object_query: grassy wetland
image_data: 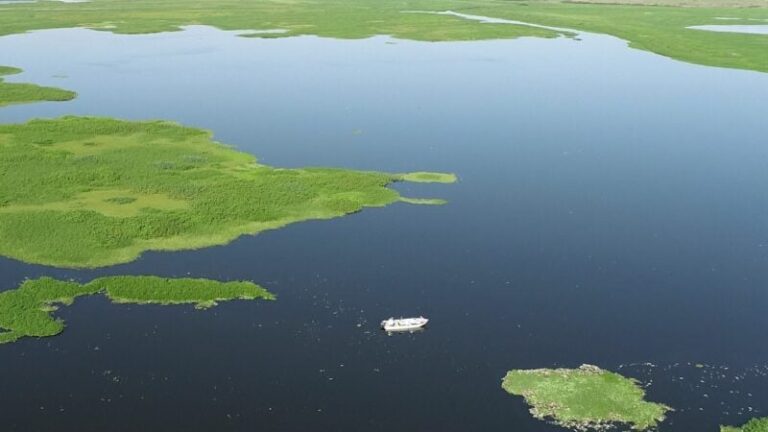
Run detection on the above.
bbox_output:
[0,66,76,107]
[0,0,766,430]
[723,418,768,432]
[0,0,765,73]
[0,276,273,344]
[501,365,670,431]
[0,116,454,268]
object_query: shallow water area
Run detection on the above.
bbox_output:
[1,25,768,432]
[410,10,579,34]
[688,24,768,35]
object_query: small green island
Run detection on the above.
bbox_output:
[0,116,455,268]
[723,418,768,432]
[0,276,274,344]
[0,66,76,107]
[501,364,670,431]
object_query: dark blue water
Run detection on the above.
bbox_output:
[1,26,768,432]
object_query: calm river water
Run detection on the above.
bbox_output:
[1,26,768,432]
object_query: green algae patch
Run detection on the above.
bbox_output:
[502,364,670,431]
[398,172,457,184]
[0,116,453,268]
[0,66,76,107]
[722,418,768,432]
[0,276,273,344]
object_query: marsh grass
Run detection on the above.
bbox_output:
[97,275,275,308]
[571,0,766,6]
[0,66,22,76]
[0,65,76,107]
[0,0,764,73]
[462,1,768,73]
[722,418,768,432]
[0,276,273,344]
[0,116,454,267]
[502,364,670,430]
[0,0,559,41]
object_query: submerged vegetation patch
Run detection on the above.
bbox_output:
[0,276,274,344]
[723,418,768,432]
[399,197,448,205]
[0,65,76,107]
[502,364,670,431]
[398,172,457,184]
[0,116,454,268]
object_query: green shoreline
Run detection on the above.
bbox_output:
[0,0,765,73]
[0,66,76,107]
[502,365,767,432]
[0,116,455,268]
[723,417,768,432]
[0,276,274,344]
[502,364,670,431]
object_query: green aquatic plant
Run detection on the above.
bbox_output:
[722,417,768,432]
[0,276,274,344]
[0,0,765,73]
[397,172,457,184]
[0,66,21,75]
[502,364,670,431]
[399,197,448,205]
[0,116,454,268]
[0,66,76,107]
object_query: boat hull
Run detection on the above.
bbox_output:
[380,317,428,332]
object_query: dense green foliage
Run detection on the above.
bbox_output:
[0,276,273,344]
[96,275,274,308]
[0,65,76,107]
[0,0,765,72]
[0,278,98,344]
[0,116,453,267]
[502,364,670,431]
[723,418,768,432]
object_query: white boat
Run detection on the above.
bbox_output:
[381,316,429,332]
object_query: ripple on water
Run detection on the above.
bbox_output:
[618,362,768,427]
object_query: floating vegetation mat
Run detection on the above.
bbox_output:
[502,364,670,431]
[0,116,455,268]
[0,65,76,107]
[0,276,275,344]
